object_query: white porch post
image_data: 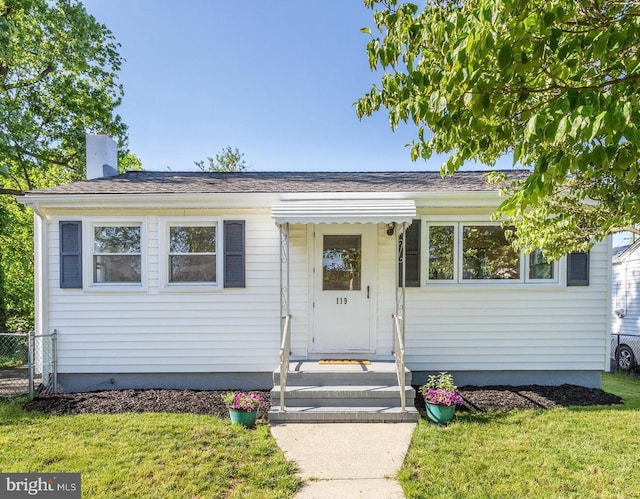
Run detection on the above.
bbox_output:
[395,222,407,338]
[279,223,290,328]
[278,222,291,411]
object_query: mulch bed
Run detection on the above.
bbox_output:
[415,384,622,413]
[23,389,271,420]
[22,384,621,417]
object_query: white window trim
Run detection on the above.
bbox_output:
[158,217,223,293]
[424,222,459,283]
[83,217,147,292]
[524,249,560,284]
[422,216,560,287]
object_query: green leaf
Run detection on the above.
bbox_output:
[590,111,607,141]
[498,45,512,69]
[555,116,568,143]
[358,0,640,257]
[525,114,539,141]
[591,145,608,166]
[623,102,632,123]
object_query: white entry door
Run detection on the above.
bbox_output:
[311,224,376,356]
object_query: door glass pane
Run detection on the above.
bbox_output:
[323,235,361,290]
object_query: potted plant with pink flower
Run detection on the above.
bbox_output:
[419,372,464,425]
[222,391,264,427]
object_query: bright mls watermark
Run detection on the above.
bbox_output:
[1,474,80,498]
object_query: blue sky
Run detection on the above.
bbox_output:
[82,0,500,172]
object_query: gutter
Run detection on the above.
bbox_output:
[17,190,504,211]
[29,202,49,341]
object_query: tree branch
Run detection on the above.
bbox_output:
[523,71,640,94]
[15,145,75,168]
[612,225,640,236]
[1,64,54,91]
[0,188,25,196]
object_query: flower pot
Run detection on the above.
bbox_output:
[425,402,456,425]
[229,408,258,427]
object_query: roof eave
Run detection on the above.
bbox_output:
[18,189,503,212]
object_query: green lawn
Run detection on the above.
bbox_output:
[400,372,640,498]
[0,403,301,498]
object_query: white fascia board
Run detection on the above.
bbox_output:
[18,190,503,212]
[412,191,502,208]
[266,190,502,208]
[18,192,281,211]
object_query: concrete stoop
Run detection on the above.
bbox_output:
[268,361,419,423]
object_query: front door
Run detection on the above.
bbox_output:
[311,224,376,356]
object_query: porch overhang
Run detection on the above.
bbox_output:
[271,199,416,225]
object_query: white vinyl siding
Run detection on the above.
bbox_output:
[48,212,280,373]
[42,204,609,377]
[405,237,609,371]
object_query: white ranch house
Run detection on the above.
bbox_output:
[20,136,611,421]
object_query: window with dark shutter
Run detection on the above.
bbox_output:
[59,221,82,288]
[399,220,420,287]
[567,251,590,286]
[224,220,245,287]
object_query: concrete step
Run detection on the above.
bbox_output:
[270,384,415,408]
[273,361,412,387]
[268,361,418,424]
[268,406,420,423]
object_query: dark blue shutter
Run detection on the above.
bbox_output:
[59,221,82,288]
[224,220,245,287]
[567,251,589,286]
[399,220,420,287]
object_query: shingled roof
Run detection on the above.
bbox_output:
[25,170,530,196]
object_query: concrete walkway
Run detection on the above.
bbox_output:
[271,423,416,498]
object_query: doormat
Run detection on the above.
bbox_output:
[318,359,370,365]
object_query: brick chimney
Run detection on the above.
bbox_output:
[86,134,118,179]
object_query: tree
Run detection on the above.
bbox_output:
[195,146,249,172]
[357,0,640,259]
[1,0,130,192]
[0,0,131,329]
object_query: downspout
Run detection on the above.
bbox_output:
[606,236,613,372]
[30,202,48,341]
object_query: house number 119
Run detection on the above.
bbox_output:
[336,297,348,305]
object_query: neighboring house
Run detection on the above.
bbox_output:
[19,136,611,394]
[612,239,640,370]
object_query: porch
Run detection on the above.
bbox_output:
[268,360,419,423]
[271,198,417,422]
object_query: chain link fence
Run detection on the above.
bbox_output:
[611,333,640,373]
[0,331,58,399]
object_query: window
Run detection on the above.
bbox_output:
[93,224,141,283]
[462,225,519,280]
[428,225,455,280]
[425,221,558,284]
[528,248,554,280]
[168,225,217,283]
